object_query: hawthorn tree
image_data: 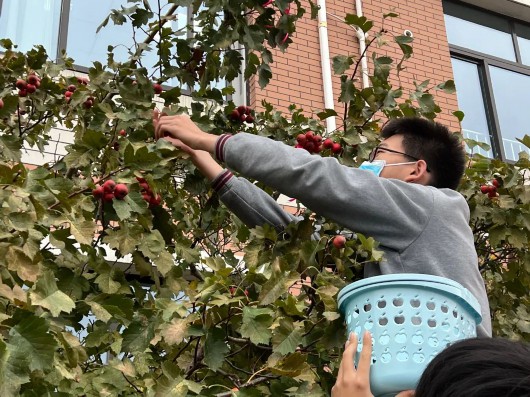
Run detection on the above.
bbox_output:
[0,1,528,396]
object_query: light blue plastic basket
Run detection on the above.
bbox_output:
[338,274,482,397]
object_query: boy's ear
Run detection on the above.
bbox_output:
[404,160,430,185]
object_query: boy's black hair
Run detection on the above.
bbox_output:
[415,337,530,397]
[380,117,466,190]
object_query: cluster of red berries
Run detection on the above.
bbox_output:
[92,180,129,202]
[63,77,94,108]
[229,285,249,297]
[137,177,162,207]
[15,73,41,97]
[229,106,254,124]
[480,179,500,198]
[295,131,342,155]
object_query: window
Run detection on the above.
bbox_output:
[0,1,238,94]
[444,1,530,161]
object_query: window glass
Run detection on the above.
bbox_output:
[488,66,530,161]
[66,0,187,72]
[0,0,62,57]
[451,58,493,158]
[444,2,515,61]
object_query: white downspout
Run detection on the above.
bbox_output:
[355,0,370,89]
[317,0,337,133]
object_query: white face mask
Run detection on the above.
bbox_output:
[358,160,416,177]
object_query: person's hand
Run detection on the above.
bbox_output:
[332,331,415,397]
[332,331,374,397]
[153,110,223,181]
[153,110,217,153]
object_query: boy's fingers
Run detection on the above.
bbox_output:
[357,331,373,380]
[340,332,358,380]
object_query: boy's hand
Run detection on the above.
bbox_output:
[331,331,415,397]
[332,331,374,397]
[153,110,217,153]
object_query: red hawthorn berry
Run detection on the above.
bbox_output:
[305,131,314,140]
[102,180,116,193]
[244,106,252,115]
[83,99,93,109]
[136,176,146,183]
[296,134,307,144]
[305,142,315,153]
[239,114,247,123]
[15,79,27,90]
[236,105,247,115]
[244,289,249,296]
[245,115,254,123]
[313,135,322,144]
[229,286,236,295]
[67,84,77,92]
[295,144,304,149]
[142,192,151,202]
[119,129,126,137]
[488,190,498,199]
[27,74,39,86]
[480,185,490,194]
[323,138,334,149]
[113,142,120,151]
[114,184,129,200]
[149,195,162,207]
[333,235,346,249]
[26,84,36,94]
[492,179,500,188]
[314,144,322,153]
[331,143,342,154]
[103,193,114,202]
[153,83,163,94]
[18,89,28,97]
[92,186,104,199]
[64,91,73,98]
[229,109,240,121]
[0,98,4,109]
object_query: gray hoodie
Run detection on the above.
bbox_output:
[212,133,492,337]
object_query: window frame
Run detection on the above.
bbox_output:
[445,0,530,161]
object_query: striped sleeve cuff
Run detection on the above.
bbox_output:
[211,169,234,192]
[215,134,232,163]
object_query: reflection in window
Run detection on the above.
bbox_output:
[451,58,493,158]
[489,66,530,161]
[66,0,186,74]
[0,0,61,56]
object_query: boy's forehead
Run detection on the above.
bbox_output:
[380,134,405,150]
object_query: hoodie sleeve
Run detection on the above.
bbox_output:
[216,133,435,252]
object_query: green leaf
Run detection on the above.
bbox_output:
[103,223,143,255]
[0,135,22,162]
[122,321,155,353]
[30,271,76,317]
[240,307,273,345]
[68,218,96,246]
[516,135,530,149]
[160,318,190,346]
[332,55,353,75]
[316,108,338,120]
[272,318,303,355]
[259,270,300,305]
[436,79,456,94]
[344,14,373,33]
[0,340,28,396]
[204,327,229,371]
[8,315,56,372]
[453,110,465,122]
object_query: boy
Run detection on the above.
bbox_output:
[153,112,492,337]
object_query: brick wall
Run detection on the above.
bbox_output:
[250,0,460,130]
